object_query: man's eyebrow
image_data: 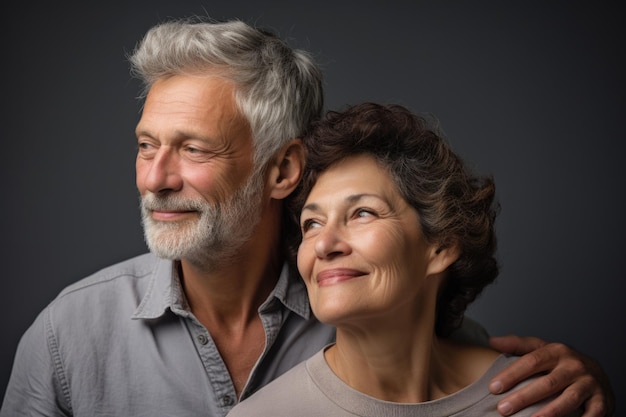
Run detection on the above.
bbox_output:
[134,127,216,142]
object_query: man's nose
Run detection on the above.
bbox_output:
[142,147,183,193]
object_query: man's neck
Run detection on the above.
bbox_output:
[183,254,274,397]
[180,198,285,324]
[176,206,285,397]
[179,243,282,326]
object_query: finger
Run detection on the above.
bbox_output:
[490,335,548,355]
[579,393,610,417]
[499,373,597,417]
[527,383,596,417]
[495,371,565,415]
[490,346,561,394]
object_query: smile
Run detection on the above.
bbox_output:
[316,268,365,287]
[151,210,196,221]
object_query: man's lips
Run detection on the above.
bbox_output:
[316,268,366,286]
[150,210,196,221]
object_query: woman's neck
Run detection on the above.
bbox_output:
[326,322,499,403]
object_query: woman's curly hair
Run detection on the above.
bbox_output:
[285,102,499,337]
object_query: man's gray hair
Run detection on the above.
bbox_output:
[129,18,324,169]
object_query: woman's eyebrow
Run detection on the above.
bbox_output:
[302,193,381,213]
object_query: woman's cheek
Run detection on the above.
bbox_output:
[297,243,313,283]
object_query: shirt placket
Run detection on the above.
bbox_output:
[187,319,237,415]
[239,301,282,399]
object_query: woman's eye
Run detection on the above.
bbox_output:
[301,219,321,232]
[355,208,375,219]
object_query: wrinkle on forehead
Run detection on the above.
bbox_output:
[138,75,251,148]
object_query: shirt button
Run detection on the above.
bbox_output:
[221,395,234,406]
[197,334,208,345]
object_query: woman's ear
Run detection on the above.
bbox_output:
[268,138,305,200]
[426,242,461,277]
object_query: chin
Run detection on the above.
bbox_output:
[311,301,359,325]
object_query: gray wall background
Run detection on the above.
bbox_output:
[3,0,624,408]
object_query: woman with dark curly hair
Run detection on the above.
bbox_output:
[227,103,580,417]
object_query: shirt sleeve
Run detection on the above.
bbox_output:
[1,308,71,417]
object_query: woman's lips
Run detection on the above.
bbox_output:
[316,268,365,286]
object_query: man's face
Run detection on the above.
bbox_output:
[135,75,264,268]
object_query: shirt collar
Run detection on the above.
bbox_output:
[261,262,311,319]
[132,258,183,320]
[132,258,312,321]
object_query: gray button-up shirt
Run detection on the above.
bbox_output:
[1,253,335,417]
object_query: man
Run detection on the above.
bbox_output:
[1,18,613,417]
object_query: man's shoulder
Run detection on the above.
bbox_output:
[33,252,173,340]
[43,252,168,320]
[57,252,159,298]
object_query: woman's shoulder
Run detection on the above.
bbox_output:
[436,339,501,390]
[459,341,502,378]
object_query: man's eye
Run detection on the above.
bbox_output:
[137,142,157,157]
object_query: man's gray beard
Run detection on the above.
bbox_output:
[140,171,265,270]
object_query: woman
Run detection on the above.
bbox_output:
[227,103,580,416]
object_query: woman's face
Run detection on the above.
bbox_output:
[297,155,441,327]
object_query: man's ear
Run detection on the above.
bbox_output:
[426,242,461,277]
[268,138,305,200]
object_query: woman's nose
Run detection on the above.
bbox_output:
[314,223,352,259]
